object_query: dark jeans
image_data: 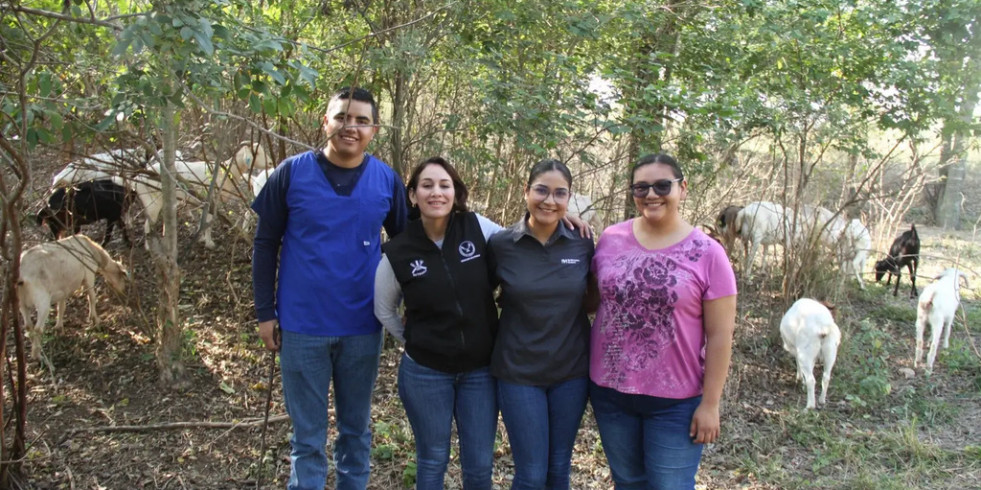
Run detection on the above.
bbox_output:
[497,377,589,490]
[398,354,497,490]
[590,382,704,490]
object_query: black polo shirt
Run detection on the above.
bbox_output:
[488,217,594,385]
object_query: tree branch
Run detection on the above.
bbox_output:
[6,5,126,31]
[62,414,291,439]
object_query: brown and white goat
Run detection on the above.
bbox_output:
[17,235,128,370]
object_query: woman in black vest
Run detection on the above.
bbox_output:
[374,157,503,490]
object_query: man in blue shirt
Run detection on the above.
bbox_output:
[252,87,408,490]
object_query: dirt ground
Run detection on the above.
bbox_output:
[9,161,981,489]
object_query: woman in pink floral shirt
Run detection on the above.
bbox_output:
[589,153,737,489]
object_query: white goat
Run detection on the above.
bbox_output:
[239,168,275,233]
[780,298,841,410]
[840,219,871,289]
[18,235,128,371]
[53,143,270,249]
[799,205,847,248]
[915,268,969,374]
[567,193,602,230]
[734,201,788,278]
[132,156,253,249]
[51,148,151,188]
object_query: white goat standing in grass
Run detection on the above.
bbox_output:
[840,218,872,289]
[780,298,842,410]
[915,268,969,374]
[17,235,128,372]
[734,201,788,278]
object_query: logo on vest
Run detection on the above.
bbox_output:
[410,259,428,277]
[459,241,481,263]
[561,258,581,265]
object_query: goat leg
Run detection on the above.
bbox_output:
[908,258,918,298]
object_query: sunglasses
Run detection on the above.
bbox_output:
[630,178,683,198]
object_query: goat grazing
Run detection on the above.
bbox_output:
[798,205,847,248]
[780,298,841,410]
[841,219,872,289]
[874,223,920,297]
[17,235,128,370]
[36,180,133,246]
[733,201,788,278]
[716,205,743,258]
[915,268,969,374]
[50,148,150,188]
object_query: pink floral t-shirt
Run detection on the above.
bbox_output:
[590,220,737,399]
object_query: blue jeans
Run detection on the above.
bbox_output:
[280,330,383,490]
[398,354,497,490]
[589,382,704,490]
[497,377,588,490]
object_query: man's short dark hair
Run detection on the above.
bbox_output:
[331,87,380,125]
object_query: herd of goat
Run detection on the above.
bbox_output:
[711,202,969,408]
[15,147,975,410]
[21,142,274,370]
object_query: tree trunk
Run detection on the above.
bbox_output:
[0,74,35,486]
[151,103,186,387]
[389,72,408,176]
[938,157,966,230]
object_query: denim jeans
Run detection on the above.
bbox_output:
[279,330,383,490]
[497,377,588,490]
[398,353,497,490]
[589,382,704,490]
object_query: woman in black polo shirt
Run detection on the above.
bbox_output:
[489,158,595,490]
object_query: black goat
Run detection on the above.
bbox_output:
[37,179,133,246]
[874,223,920,297]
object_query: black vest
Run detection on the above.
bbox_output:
[382,212,498,373]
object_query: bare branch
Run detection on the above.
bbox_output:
[6,5,125,31]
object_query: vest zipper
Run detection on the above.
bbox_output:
[439,254,466,349]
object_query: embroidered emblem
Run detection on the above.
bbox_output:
[458,241,481,263]
[410,259,428,277]
[561,258,580,264]
[459,241,476,258]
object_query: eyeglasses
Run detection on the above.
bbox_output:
[529,185,570,202]
[630,178,683,198]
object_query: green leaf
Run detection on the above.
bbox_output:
[219,381,235,394]
[279,97,294,116]
[194,32,214,55]
[95,113,116,131]
[38,73,52,97]
[249,94,261,113]
[112,29,135,57]
[263,97,277,115]
[49,111,63,131]
[259,62,286,85]
[199,18,214,39]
